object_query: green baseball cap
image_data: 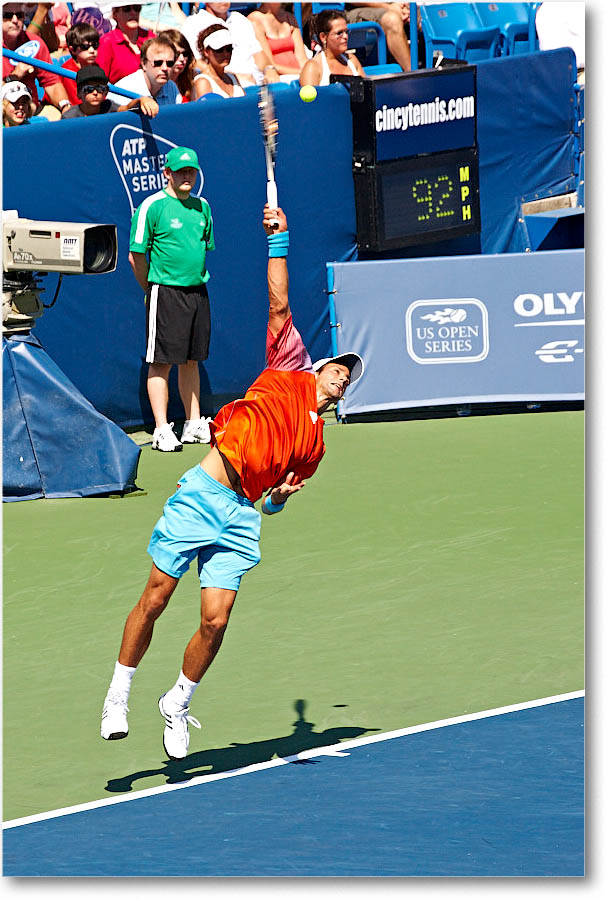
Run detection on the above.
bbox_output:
[165,146,200,171]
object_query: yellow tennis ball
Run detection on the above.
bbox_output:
[299,85,317,103]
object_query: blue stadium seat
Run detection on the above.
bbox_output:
[363,63,401,76]
[575,84,584,206]
[346,22,387,66]
[311,2,345,12]
[473,3,537,56]
[419,3,501,67]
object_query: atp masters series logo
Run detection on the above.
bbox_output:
[109,124,204,215]
[406,298,489,364]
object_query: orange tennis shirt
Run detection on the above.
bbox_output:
[210,317,325,503]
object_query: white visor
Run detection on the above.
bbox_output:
[203,30,232,51]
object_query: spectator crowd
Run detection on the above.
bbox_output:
[2,2,423,126]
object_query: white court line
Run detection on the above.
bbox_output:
[3,690,584,831]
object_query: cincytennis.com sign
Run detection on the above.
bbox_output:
[376,94,475,133]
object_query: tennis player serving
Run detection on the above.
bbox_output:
[101,204,364,759]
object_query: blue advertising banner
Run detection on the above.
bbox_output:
[1,86,356,428]
[329,250,584,414]
[374,67,477,161]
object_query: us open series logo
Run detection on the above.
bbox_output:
[405,298,489,364]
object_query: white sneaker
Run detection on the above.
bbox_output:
[152,422,183,452]
[158,693,201,759]
[181,417,211,444]
[101,690,129,740]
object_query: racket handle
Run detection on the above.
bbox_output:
[267,180,278,211]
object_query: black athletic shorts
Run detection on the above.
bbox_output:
[145,283,210,365]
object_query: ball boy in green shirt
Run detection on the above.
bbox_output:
[129,146,215,451]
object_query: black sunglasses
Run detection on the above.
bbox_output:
[80,83,109,94]
[72,41,99,51]
[148,57,176,67]
[3,11,26,20]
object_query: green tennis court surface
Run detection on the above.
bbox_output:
[3,411,583,823]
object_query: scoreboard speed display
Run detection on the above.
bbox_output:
[356,146,480,249]
[333,67,481,251]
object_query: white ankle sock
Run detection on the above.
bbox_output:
[166,670,199,707]
[109,661,137,698]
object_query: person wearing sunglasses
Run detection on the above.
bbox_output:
[61,61,158,117]
[2,3,71,114]
[192,25,245,100]
[112,34,182,106]
[113,34,182,105]
[96,3,155,84]
[59,21,101,106]
[163,28,196,102]
[299,8,365,88]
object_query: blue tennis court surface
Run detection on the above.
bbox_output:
[3,696,584,876]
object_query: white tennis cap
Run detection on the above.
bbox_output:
[312,352,364,385]
[203,29,232,51]
[2,81,32,104]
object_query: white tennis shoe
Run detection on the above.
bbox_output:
[181,417,212,444]
[152,422,183,452]
[158,693,201,759]
[101,690,129,740]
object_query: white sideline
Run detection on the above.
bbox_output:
[3,690,584,831]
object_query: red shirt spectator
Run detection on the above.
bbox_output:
[60,56,80,105]
[2,29,64,104]
[97,5,155,84]
[59,22,101,106]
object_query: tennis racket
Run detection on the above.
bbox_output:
[258,82,279,227]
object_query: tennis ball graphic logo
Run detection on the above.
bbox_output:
[299,85,317,103]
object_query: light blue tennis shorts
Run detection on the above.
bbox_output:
[147,464,261,591]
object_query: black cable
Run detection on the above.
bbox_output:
[43,273,63,308]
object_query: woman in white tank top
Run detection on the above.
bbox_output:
[299,8,365,88]
[192,25,246,100]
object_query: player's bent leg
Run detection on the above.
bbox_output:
[185,587,238,683]
[158,587,237,759]
[118,564,180,668]
[101,565,179,742]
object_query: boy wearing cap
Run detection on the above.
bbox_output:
[101,203,364,761]
[61,63,159,117]
[2,80,36,126]
[129,145,215,452]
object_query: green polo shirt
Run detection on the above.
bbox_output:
[130,190,215,286]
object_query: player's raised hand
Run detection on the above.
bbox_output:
[263,204,287,235]
[269,472,305,505]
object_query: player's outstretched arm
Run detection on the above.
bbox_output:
[263,204,291,338]
[262,472,305,515]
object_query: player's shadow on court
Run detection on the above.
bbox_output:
[105,699,378,793]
